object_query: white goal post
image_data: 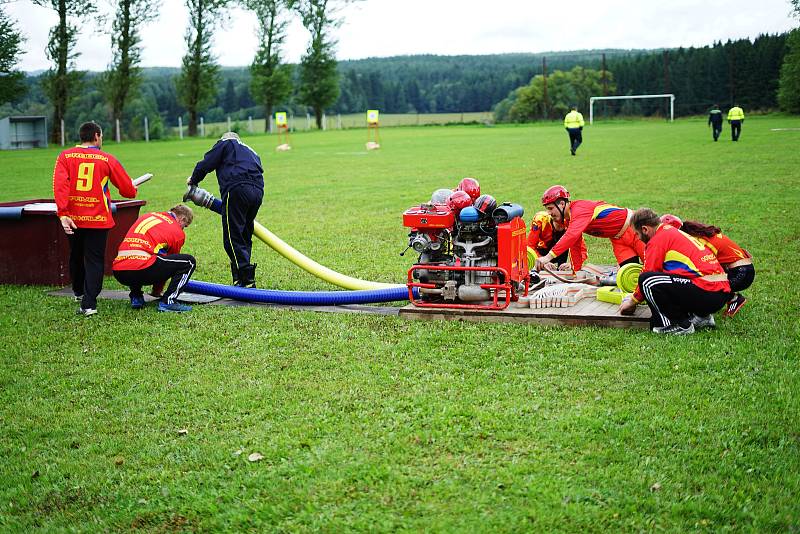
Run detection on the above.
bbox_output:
[589,94,675,124]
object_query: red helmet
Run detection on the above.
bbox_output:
[541,185,570,206]
[473,194,497,217]
[661,214,683,228]
[447,190,473,212]
[457,177,481,200]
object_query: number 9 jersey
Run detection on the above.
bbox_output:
[52,145,138,229]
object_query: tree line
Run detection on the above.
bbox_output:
[0,0,350,142]
[1,2,799,140]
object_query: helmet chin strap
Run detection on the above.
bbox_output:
[556,199,567,222]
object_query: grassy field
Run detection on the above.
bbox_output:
[1,116,799,531]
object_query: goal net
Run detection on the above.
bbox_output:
[589,94,675,124]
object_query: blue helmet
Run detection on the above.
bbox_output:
[459,206,480,222]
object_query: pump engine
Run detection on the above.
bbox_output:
[403,186,529,310]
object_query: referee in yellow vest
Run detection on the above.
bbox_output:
[727,104,745,141]
[564,106,585,155]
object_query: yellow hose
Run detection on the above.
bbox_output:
[252,221,403,290]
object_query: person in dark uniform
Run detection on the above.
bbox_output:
[708,104,723,141]
[188,132,264,287]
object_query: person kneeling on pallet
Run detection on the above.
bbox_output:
[113,204,196,313]
[527,210,588,272]
[618,208,730,335]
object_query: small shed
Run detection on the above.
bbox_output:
[0,116,48,150]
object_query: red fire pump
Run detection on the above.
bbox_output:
[402,190,529,310]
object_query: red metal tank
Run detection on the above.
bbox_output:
[402,204,455,230]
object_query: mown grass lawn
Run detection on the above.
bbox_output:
[1,115,798,531]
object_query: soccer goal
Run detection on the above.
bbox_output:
[589,94,675,124]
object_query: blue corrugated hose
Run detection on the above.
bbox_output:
[185,280,417,305]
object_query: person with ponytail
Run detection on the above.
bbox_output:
[661,215,754,317]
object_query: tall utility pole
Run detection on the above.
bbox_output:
[542,56,549,120]
[601,53,608,117]
[663,50,671,118]
[728,47,735,106]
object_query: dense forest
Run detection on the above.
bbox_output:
[0,34,789,138]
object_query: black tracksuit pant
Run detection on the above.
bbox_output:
[567,128,582,153]
[730,120,742,141]
[222,183,263,281]
[711,121,722,141]
[114,254,196,305]
[69,228,108,310]
[638,272,730,329]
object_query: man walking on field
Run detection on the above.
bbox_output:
[708,104,723,141]
[727,104,745,141]
[52,121,138,317]
[564,105,585,156]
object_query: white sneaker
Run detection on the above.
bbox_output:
[76,307,97,317]
[652,323,695,335]
[690,314,716,329]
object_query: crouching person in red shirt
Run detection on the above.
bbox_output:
[619,208,731,335]
[113,205,196,313]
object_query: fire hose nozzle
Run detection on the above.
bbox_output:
[183,185,217,208]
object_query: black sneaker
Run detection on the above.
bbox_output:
[73,294,84,302]
[76,307,97,317]
[130,296,145,310]
[652,323,695,335]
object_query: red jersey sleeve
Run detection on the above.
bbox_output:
[107,155,137,199]
[550,201,593,257]
[632,230,666,302]
[53,153,71,217]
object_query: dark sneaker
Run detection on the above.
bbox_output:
[76,307,97,317]
[158,301,192,313]
[725,294,747,317]
[73,294,84,302]
[690,314,716,329]
[130,296,145,310]
[652,323,695,335]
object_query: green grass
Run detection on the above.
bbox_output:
[1,115,799,531]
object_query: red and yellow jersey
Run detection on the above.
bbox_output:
[52,146,137,229]
[632,224,730,302]
[113,211,185,271]
[696,233,751,266]
[527,211,588,270]
[550,200,630,257]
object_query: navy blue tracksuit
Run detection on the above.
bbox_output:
[708,109,723,141]
[190,138,264,286]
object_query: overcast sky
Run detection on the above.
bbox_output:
[6,0,798,72]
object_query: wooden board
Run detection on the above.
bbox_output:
[398,297,651,328]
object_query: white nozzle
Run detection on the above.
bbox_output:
[133,173,153,187]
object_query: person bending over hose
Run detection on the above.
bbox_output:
[188,132,264,288]
[113,205,196,313]
[534,185,644,272]
[661,214,753,317]
[619,208,731,335]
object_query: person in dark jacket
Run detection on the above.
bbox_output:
[708,104,723,141]
[188,132,264,287]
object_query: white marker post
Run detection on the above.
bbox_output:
[178,117,183,139]
[200,117,205,137]
[144,116,149,142]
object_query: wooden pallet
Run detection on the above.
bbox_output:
[398,297,651,328]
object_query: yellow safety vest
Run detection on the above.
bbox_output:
[564,110,585,128]
[727,107,744,121]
